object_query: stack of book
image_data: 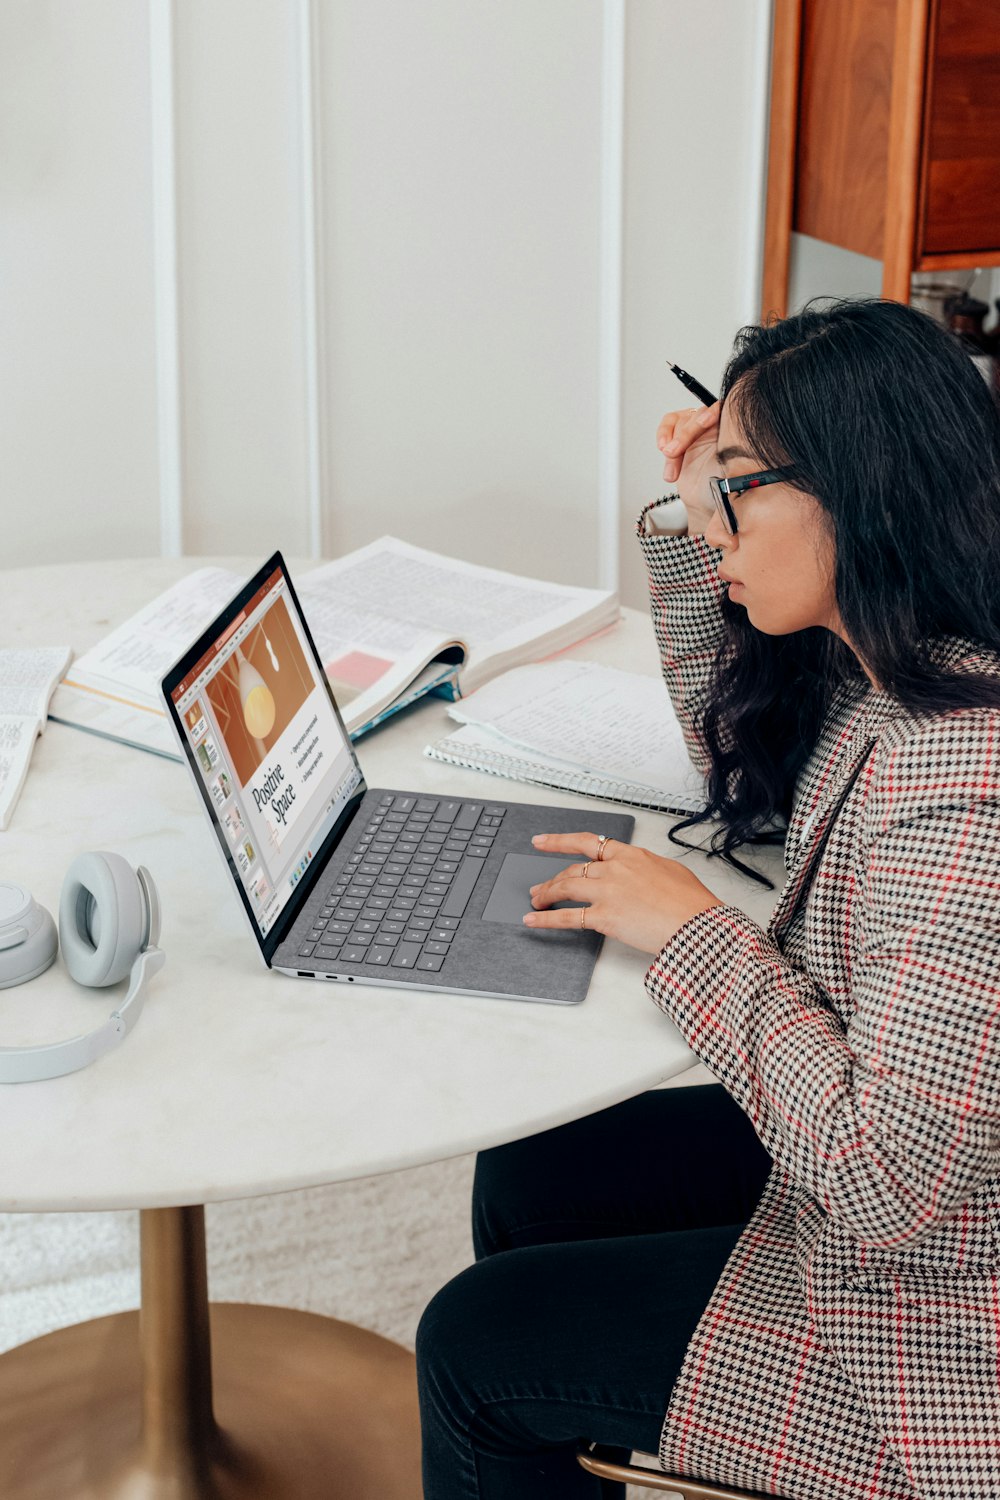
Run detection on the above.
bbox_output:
[47,536,620,758]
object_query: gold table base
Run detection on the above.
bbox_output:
[0,1207,422,1500]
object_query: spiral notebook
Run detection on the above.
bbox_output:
[423,661,706,815]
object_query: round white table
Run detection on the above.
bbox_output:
[0,559,782,1499]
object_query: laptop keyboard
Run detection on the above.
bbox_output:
[296,795,507,975]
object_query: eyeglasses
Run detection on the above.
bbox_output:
[708,468,787,536]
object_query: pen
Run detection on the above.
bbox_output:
[666,360,718,408]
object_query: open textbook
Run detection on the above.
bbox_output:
[425,660,706,815]
[47,538,619,761]
[0,647,73,829]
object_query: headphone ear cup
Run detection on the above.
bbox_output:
[59,853,147,988]
[0,886,58,990]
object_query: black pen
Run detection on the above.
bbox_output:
[666,360,718,408]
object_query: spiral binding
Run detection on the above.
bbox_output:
[424,738,703,816]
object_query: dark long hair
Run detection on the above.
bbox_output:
[668,298,1000,886]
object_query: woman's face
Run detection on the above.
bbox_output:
[704,398,843,640]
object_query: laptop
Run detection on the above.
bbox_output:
[161,552,633,1005]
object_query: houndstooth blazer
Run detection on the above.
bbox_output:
[638,512,1000,1500]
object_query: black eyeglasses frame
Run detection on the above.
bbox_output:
[708,468,788,535]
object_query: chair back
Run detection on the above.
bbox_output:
[577,1444,781,1499]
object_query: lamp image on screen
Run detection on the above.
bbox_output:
[204,597,312,787]
[237,646,276,742]
[263,629,280,672]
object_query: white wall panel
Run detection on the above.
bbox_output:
[315,0,604,586]
[172,0,311,558]
[0,0,159,568]
[619,0,772,608]
[2,0,779,599]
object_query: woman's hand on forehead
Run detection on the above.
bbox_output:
[657,402,720,536]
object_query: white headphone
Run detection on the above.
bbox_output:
[0,852,165,1084]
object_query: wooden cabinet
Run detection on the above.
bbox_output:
[762,0,1000,316]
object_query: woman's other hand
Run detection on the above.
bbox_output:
[524,833,724,956]
[656,402,720,536]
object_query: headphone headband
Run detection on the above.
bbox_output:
[0,947,165,1084]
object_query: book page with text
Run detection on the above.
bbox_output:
[0,718,38,830]
[0,646,73,728]
[299,537,617,695]
[0,647,73,828]
[48,568,242,758]
[60,568,241,703]
[295,550,458,731]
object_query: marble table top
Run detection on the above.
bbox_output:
[0,558,781,1211]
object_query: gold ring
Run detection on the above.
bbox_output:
[582,861,592,879]
[580,906,587,930]
[596,835,611,861]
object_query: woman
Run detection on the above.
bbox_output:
[416,299,1000,1500]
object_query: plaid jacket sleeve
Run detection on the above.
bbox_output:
[645,706,1000,1251]
[636,504,725,775]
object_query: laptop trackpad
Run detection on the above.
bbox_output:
[481,852,584,925]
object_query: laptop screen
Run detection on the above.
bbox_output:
[163,553,365,958]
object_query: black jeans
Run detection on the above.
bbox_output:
[416,1083,773,1499]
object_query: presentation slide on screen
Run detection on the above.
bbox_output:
[241,697,331,855]
[203,597,313,786]
[203,594,350,866]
